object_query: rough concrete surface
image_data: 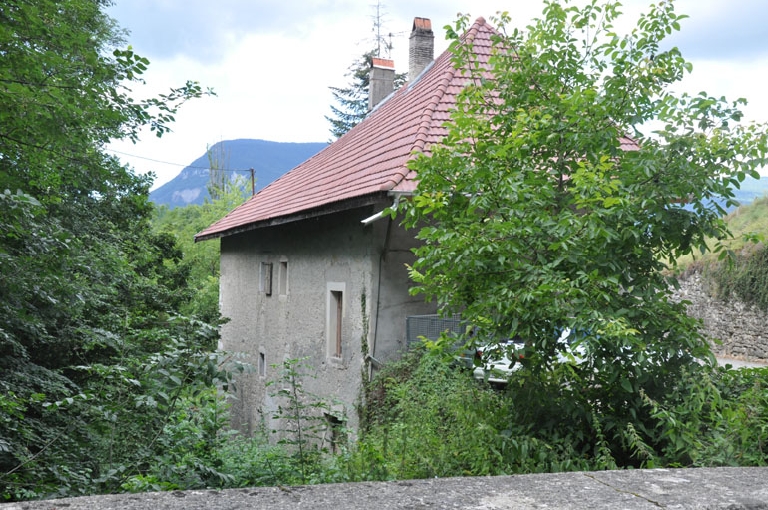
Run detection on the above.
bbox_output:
[3,467,767,509]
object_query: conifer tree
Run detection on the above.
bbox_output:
[325,2,406,139]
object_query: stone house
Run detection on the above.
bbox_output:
[195,17,495,435]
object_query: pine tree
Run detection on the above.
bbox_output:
[325,2,406,139]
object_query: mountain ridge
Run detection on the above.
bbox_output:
[149,139,327,208]
[149,139,768,211]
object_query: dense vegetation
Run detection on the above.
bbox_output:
[676,196,768,311]
[0,0,234,500]
[397,0,767,468]
[2,0,768,502]
[152,182,248,323]
[25,350,767,494]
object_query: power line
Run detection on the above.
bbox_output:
[106,148,251,172]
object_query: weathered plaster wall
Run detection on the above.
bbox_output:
[673,269,768,361]
[369,213,436,367]
[218,202,434,437]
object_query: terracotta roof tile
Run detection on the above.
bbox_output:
[196,17,496,241]
[196,16,637,241]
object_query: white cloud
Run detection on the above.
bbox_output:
[106,0,768,187]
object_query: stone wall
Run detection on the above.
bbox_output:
[10,467,768,509]
[673,269,768,361]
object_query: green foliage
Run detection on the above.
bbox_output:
[326,52,407,139]
[720,197,768,250]
[5,0,768,499]
[644,365,768,467]
[399,0,768,466]
[352,349,768,477]
[266,358,347,485]
[152,183,248,322]
[353,348,600,478]
[120,387,236,492]
[673,194,768,271]
[0,318,244,500]
[673,196,768,309]
[706,243,768,310]
[0,0,220,501]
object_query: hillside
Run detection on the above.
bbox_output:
[150,139,767,210]
[149,139,327,208]
[674,180,768,271]
[727,175,768,211]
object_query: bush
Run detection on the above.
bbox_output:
[707,244,768,311]
[352,347,597,479]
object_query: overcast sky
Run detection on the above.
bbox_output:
[105,0,768,189]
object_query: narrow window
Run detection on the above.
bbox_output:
[278,260,288,296]
[326,282,345,360]
[325,413,346,454]
[331,290,343,358]
[261,262,273,296]
[258,351,266,377]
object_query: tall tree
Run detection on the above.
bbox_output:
[0,0,223,499]
[401,1,768,464]
[326,51,376,139]
[154,181,249,324]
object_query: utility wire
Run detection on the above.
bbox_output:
[106,148,252,172]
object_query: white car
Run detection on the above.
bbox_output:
[472,329,585,384]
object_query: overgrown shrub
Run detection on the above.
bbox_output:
[353,345,768,476]
[707,244,768,310]
[646,365,768,467]
[352,347,597,479]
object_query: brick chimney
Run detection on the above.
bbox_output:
[409,17,434,81]
[368,57,395,110]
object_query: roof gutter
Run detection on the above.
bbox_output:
[360,191,412,225]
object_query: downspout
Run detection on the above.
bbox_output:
[361,193,405,380]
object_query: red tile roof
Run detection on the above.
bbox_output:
[196,16,638,242]
[195,17,495,241]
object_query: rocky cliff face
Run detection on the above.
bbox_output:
[673,269,768,361]
[148,139,326,208]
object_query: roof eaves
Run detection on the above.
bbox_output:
[194,192,389,242]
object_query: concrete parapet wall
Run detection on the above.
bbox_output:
[4,467,767,509]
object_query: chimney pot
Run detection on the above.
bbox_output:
[409,17,434,82]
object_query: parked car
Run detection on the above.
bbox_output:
[471,338,526,384]
[471,329,586,384]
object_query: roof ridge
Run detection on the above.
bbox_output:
[382,17,489,192]
[196,17,497,241]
